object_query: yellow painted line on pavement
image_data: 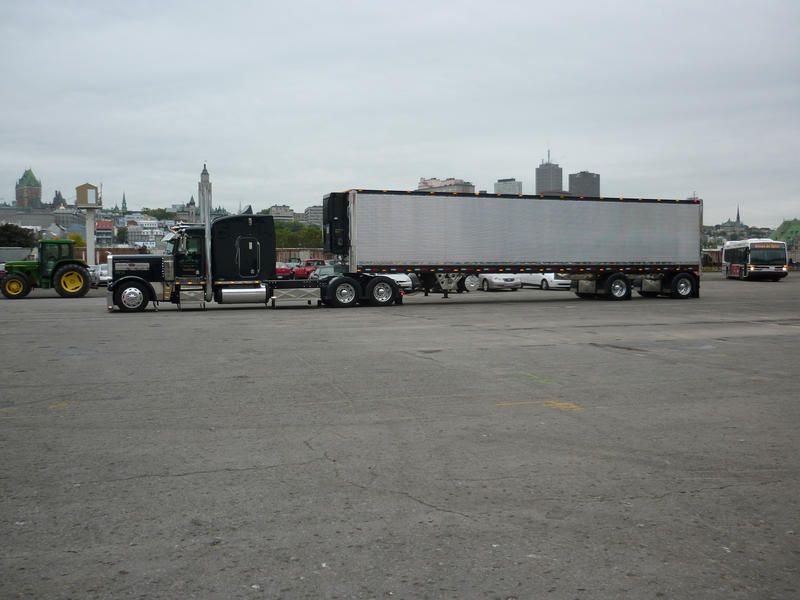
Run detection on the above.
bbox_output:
[496,399,584,411]
[48,401,70,410]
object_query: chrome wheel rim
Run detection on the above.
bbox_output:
[610,279,627,297]
[676,278,692,296]
[372,282,393,303]
[335,283,356,304]
[121,286,145,309]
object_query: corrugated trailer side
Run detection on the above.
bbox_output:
[350,191,701,267]
[321,189,701,303]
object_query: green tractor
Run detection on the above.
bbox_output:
[1,239,93,299]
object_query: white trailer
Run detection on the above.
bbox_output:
[322,189,702,301]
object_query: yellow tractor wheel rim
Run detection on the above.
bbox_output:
[6,279,23,295]
[60,271,84,292]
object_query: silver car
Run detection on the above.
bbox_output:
[87,264,110,287]
[478,273,522,291]
[381,272,414,293]
[519,272,571,290]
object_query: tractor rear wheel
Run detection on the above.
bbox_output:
[1,273,31,299]
[54,264,91,298]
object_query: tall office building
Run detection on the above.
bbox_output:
[535,152,563,194]
[304,205,323,227]
[568,171,600,197]
[493,178,522,195]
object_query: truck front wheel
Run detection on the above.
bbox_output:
[54,264,91,297]
[114,282,149,312]
[2,273,31,299]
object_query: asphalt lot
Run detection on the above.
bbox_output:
[1,272,798,599]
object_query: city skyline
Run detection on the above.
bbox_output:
[1,2,798,228]
[0,162,778,229]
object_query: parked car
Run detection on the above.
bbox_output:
[308,265,340,280]
[291,258,327,279]
[478,272,522,291]
[87,264,110,286]
[519,272,571,290]
[275,262,291,279]
[381,272,414,293]
[87,266,99,287]
[98,264,110,286]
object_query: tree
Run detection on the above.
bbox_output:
[115,226,128,244]
[68,233,86,247]
[0,223,37,247]
[298,225,322,248]
[142,208,177,220]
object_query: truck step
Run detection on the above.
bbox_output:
[177,289,206,310]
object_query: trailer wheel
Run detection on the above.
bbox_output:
[114,282,149,312]
[670,273,696,299]
[329,277,359,308]
[54,264,91,298]
[604,273,631,300]
[463,274,480,292]
[1,273,31,299]
[366,278,396,307]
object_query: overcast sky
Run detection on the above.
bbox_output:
[1,0,798,227]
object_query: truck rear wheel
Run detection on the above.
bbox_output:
[670,273,696,299]
[114,282,149,312]
[2,273,31,299]
[54,264,91,298]
[366,278,396,307]
[604,273,631,300]
[329,277,359,308]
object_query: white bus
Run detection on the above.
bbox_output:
[722,239,788,281]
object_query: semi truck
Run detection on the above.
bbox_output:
[106,189,701,312]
